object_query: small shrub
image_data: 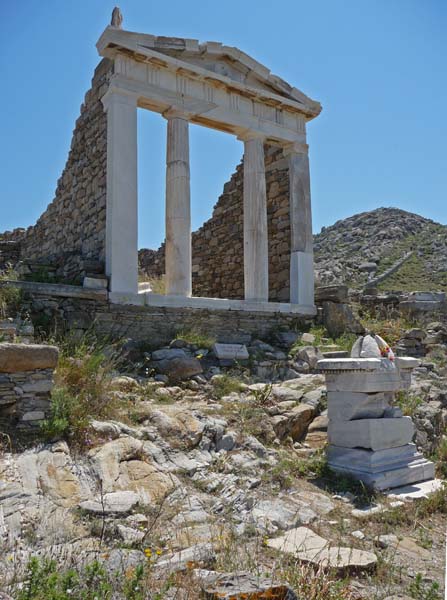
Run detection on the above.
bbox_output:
[42,334,125,442]
[433,436,447,479]
[407,572,442,600]
[16,557,113,600]
[415,482,447,516]
[0,268,21,318]
[395,391,423,416]
[264,451,328,489]
[277,559,354,600]
[251,383,273,407]
[41,388,72,439]
[175,328,216,349]
[212,374,245,399]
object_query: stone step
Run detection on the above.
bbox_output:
[329,459,435,491]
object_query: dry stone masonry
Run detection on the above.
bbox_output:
[0,343,59,430]
[2,59,113,283]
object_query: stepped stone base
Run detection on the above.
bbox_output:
[327,444,435,491]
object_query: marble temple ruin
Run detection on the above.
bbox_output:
[8,9,321,317]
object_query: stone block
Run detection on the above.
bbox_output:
[21,410,46,422]
[328,417,414,451]
[325,371,403,393]
[212,343,249,361]
[315,285,348,303]
[329,458,435,491]
[327,391,391,421]
[21,380,53,393]
[83,276,108,289]
[327,443,421,472]
[0,344,59,373]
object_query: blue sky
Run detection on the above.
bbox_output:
[1,0,446,249]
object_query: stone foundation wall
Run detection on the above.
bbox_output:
[16,59,113,283]
[12,282,309,347]
[140,146,293,302]
[0,343,59,430]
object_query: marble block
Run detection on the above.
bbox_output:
[327,444,421,472]
[328,417,414,451]
[328,457,435,491]
[327,391,391,421]
[325,371,405,393]
[213,343,249,361]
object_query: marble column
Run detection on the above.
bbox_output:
[164,110,191,297]
[241,135,269,302]
[102,88,138,294]
[287,142,314,306]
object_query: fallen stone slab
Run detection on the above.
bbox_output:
[267,526,377,573]
[213,343,249,361]
[195,570,298,600]
[0,343,59,373]
[384,478,444,500]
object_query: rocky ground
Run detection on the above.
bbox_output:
[314,208,447,291]
[0,323,446,600]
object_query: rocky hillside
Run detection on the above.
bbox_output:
[314,207,447,291]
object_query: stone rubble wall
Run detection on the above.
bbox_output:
[15,59,114,283]
[0,343,59,430]
[0,240,22,273]
[140,145,293,302]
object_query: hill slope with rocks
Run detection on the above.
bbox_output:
[314,207,447,291]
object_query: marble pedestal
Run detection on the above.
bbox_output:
[317,357,435,491]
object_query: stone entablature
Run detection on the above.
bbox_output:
[96,28,321,142]
[0,343,59,430]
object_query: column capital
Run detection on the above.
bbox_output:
[101,86,138,111]
[162,106,195,121]
[283,141,309,156]
[237,130,266,143]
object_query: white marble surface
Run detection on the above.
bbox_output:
[108,290,317,315]
[325,371,403,393]
[102,89,138,294]
[327,391,391,421]
[242,136,269,302]
[328,417,414,451]
[213,343,249,360]
[165,114,192,297]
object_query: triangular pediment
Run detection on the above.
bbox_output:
[97,27,321,118]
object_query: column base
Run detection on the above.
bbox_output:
[327,444,435,490]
